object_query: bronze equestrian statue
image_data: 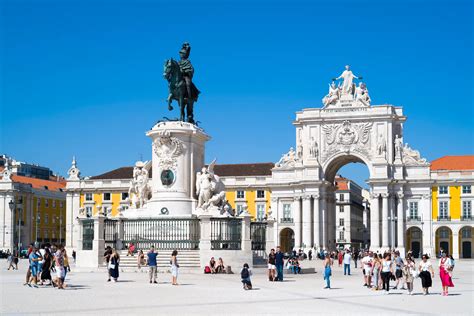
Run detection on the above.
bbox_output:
[163,42,200,124]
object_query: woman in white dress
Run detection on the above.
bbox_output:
[171,250,179,286]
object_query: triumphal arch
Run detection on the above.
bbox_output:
[270,66,432,256]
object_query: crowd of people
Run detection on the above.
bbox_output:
[320,247,456,295]
[6,243,72,289]
[6,242,457,296]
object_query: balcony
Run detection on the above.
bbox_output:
[407,216,421,222]
[461,216,473,221]
[437,216,451,221]
[280,218,294,224]
[337,239,347,243]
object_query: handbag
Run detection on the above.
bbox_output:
[108,263,116,269]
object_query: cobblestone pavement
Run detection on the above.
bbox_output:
[1,259,473,315]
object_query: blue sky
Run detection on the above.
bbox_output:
[1,0,473,187]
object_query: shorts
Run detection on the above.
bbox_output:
[395,269,403,279]
[56,267,65,279]
[364,268,372,276]
[268,264,276,270]
[171,265,179,277]
[31,265,39,277]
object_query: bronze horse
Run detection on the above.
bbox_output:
[163,58,200,124]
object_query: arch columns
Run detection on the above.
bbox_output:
[381,193,390,249]
[302,195,312,248]
[293,196,302,249]
[396,193,406,255]
[313,194,321,248]
[370,193,380,250]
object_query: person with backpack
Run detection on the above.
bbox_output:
[241,263,252,290]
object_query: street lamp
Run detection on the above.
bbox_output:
[36,213,40,243]
[8,200,14,251]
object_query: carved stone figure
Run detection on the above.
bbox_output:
[355,82,371,106]
[402,143,428,165]
[1,157,12,181]
[377,134,386,156]
[394,135,403,160]
[297,144,303,159]
[275,147,297,168]
[129,161,151,209]
[322,81,340,106]
[163,42,200,124]
[333,65,362,95]
[196,159,228,214]
[309,137,319,159]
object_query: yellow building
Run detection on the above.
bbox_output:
[1,157,66,251]
[431,156,474,258]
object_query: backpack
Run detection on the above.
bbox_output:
[241,267,249,279]
[204,266,211,274]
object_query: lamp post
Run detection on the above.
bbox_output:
[36,212,40,243]
[17,208,22,251]
[8,200,15,252]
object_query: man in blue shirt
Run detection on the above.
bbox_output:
[275,246,285,281]
[147,245,158,284]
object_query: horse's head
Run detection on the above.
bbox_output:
[163,58,177,81]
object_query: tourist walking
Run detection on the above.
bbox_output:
[267,248,276,281]
[338,251,343,267]
[40,248,53,286]
[241,263,252,290]
[28,245,42,287]
[380,253,393,294]
[53,244,65,289]
[72,250,76,263]
[13,249,19,270]
[343,249,351,275]
[439,251,454,296]
[23,244,34,286]
[353,250,359,268]
[275,246,284,281]
[371,255,382,290]
[108,249,120,282]
[171,250,179,285]
[7,251,14,270]
[361,251,374,288]
[137,250,145,270]
[393,251,405,289]
[418,254,434,295]
[403,256,416,295]
[104,246,113,282]
[323,253,333,289]
[147,245,158,284]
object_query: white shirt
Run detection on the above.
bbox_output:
[362,256,373,269]
[382,260,392,272]
[419,260,432,272]
[343,253,351,265]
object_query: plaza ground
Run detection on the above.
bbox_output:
[1,259,473,315]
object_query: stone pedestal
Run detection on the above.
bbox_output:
[145,121,210,216]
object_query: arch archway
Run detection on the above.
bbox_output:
[322,154,372,251]
[435,226,453,256]
[279,228,295,253]
[459,226,473,258]
[406,227,423,258]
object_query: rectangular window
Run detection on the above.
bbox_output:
[236,190,245,199]
[462,228,472,238]
[339,194,344,201]
[409,202,418,218]
[52,200,56,208]
[439,201,449,218]
[103,193,111,201]
[439,186,448,195]
[339,218,344,226]
[339,205,344,213]
[60,201,64,208]
[85,193,93,201]
[462,201,472,218]
[44,230,48,240]
[412,230,421,238]
[462,185,472,194]
[439,229,449,238]
[37,199,41,207]
[256,204,265,220]
[339,231,344,241]
[121,192,129,201]
[52,216,56,224]
[44,214,48,224]
[85,206,93,217]
[45,199,49,207]
[283,203,292,219]
[257,190,265,198]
